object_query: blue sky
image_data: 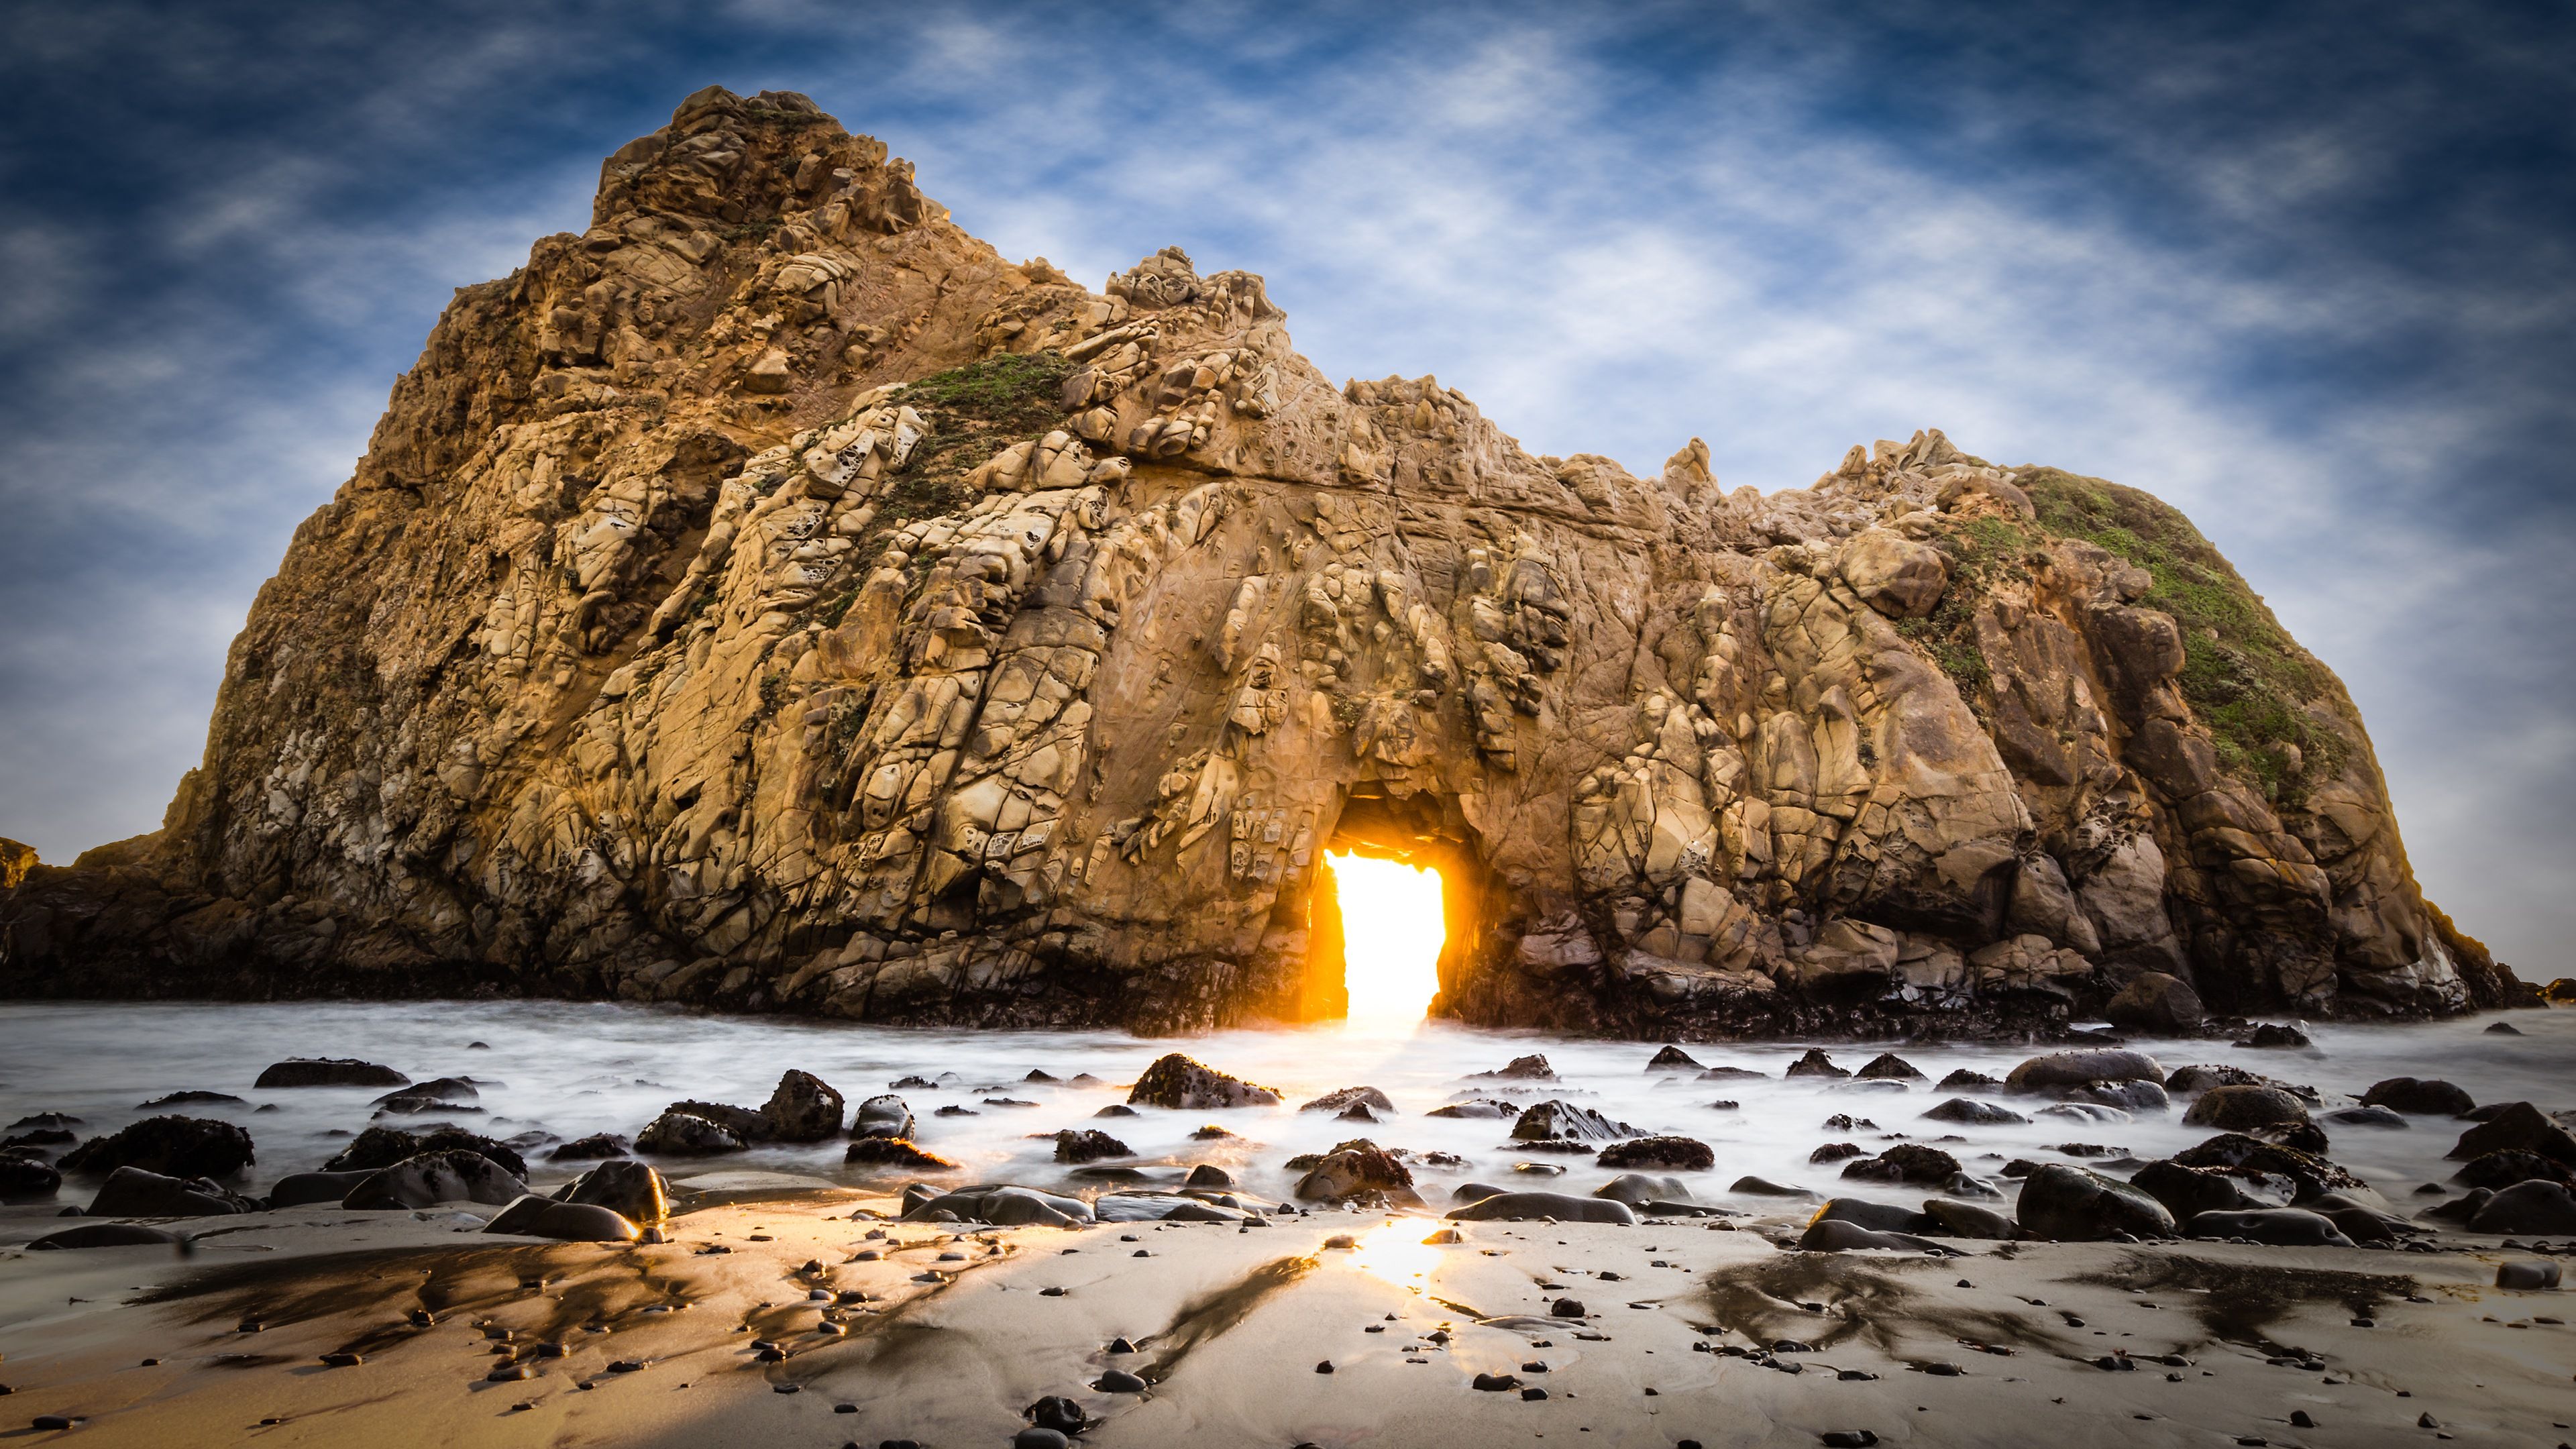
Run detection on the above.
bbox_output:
[1,1,2570,977]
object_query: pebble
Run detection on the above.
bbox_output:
[319,1352,363,1367]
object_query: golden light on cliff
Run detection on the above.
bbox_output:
[1324,851,1446,1025]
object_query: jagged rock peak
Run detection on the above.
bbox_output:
[0,87,2520,1035]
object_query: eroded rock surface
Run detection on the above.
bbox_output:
[0,86,2518,1035]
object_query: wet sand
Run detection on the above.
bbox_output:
[4,1187,2570,1448]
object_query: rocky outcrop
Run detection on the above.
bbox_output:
[0,86,2516,1035]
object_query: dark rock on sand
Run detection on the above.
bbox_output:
[845,1136,956,1169]
[256,1059,410,1088]
[1841,1144,1960,1185]
[30,1222,184,1249]
[2453,1150,2576,1191]
[1814,1198,1933,1233]
[325,1126,527,1177]
[1429,1099,1517,1119]
[1093,1104,1138,1119]
[906,1185,1093,1227]
[267,1170,373,1208]
[1856,1053,1925,1081]
[1469,1054,1558,1081]
[555,1159,671,1223]
[549,1134,631,1161]
[1185,1164,1233,1187]
[1051,1130,1132,1164]
[2103,972,2206,1032]
[1299,1086,1396,1115]
[1730,1176,1817,1199]
[2483,1020,2522,1034]
[662,1098,771,1141]
[2447,1102,2576,1168]
[1511,1101,1638,1142]
[851,1093,915,1141]
[2188,1208,2352,1246]
[2015,1163,2176,1240]
[486,1193,640,1242]
[1919,1199,2019,1239]
[0,1152,62,1199]
[2129,1160,2267,1220]
[2183,1085,2310,1130]
[86,1167,250,1217]
[1647,1046,1704,1071]
[761,1071,846,1141]
[1935,1069,1999,1091]
[1128,1054,1281,1109]
[1800,1218,1943,1252]
[1597,1136,1715,1170]
[343,1150,527,1209]
[1446,1191,1636,1224]
[1296,1146,1417,1203]
[2361,1077,2477,1116]
[1809,1143,1864,1164]
[60,1116,254,1180]
[636,1111,746,1156]
[1784,1049,1849,1079]
[1594,1173,1692,1204]
[2467,1180,2576,1234]
[1922,1098,2027,1126]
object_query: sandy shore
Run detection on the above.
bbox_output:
[3,1182,2570,1449]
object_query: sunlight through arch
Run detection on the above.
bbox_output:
[1324,851,1446,1026]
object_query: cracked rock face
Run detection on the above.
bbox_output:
[0,86,2520,1035]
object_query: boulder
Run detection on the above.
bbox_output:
[324,1126,528,1177]
[2453,1150,2576,1191]
[761,1071,845,1141]
[1468,1055,1558,1081]
[2467,1181,2576,1235]
[2320,1106,2408,1130]
[549,1134,631,1161]
[2015,1163,2177,1240]
[267,1169,374,1208]
[2103,972,2206,1032]
[1511,1101,1638,1142]
[1919,1199,2019,1239]
[60,1116,254,1180]
[1428,1099,1518,1120]
[1299,1086,1396,1115]
[2164,1064,2317,1102]
[486,1194,641,1242]
[1052,1130,1132,1165]
[851,1093,916,1140]
[1729,1176,1817,1198]
[1841,1144,1961,1185]
[2171,1133,2362,1199]
[1594,1173,1693,1205]
[1935,1069,2000,1091]
[1921,1098,2027,1126]
[2360,1078,2475,1116]
[1784,1049,1851,1079]
[2182,1085,2310,1130]
[30,1222,186,1250]
[662,1099,771,1140]
[2447,1103,2576,1168]
[555,1160,671,1223]
[0,1153,62,1200]
[1838,529,1949,619]
[86,1167,252,1218]
[1800,1218,1944,1252]
[2004,1050,2164,1093]
[372,1077,478,1110]
[1856,1053,1925,1081]
[1812,1198,1933,1233]
[1597,1136,1715,1170]
[2235,1023,2312,1049]
[845,1137,957,1169]
[343,1150,527,1209]
[2187,1208,2352,1246]
[1127,1054,1281,1109]
[2129,1160,2267,1220]
[139,1090,246,1108]
[1646,1046,1703,1072]
[256,1059,410,1088]
[636,1111,747,1155]
[1446,1191,1637,1224]
[1295,1146,1417,1204]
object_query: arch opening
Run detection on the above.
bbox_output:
[1322,851,1446,1026]
[1293,790,1498,1028]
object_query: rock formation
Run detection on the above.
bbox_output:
[0,86,2520,1035]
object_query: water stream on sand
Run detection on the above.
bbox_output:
[3,1001,2566,1212]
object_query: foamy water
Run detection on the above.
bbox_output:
[3,1000,2567,1211]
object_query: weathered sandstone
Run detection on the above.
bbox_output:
[0,86,2520,1034]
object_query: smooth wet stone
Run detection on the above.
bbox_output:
[1813,1199,1934,1234]
[256,1059,410,1088]
[851,1092,914,1141]
[87,1166,251,1217]
[326,1125,527,1177]
[1299,1085,1395,1114]
[343,1150,527,1210]
[555,1159,671,1222]
[59,1116,254,1180]
[1594,1173,1693,1205]
[2363,1077,2478,1115]
[1729,1176,1816,1199]
[1446,1192,1635,1225]
[2187,1208,2353,1247]
[548,1134,630,1161]
[2469,1181,2576,1235]
[2015,1163,2176,1241]
[28,1222,183,1250]
[487,1195,640,1242]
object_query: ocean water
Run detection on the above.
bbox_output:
[2,999,2567,1212]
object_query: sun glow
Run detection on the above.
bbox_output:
[1325,851,1446,1026]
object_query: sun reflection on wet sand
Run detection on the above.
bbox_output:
[1347,1218,1448,1288]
